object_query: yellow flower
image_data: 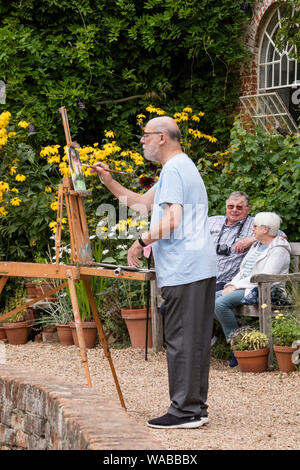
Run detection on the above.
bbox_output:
[47,154,60,164]
[9,166,17,175]
[10,197,21,206]
[183,107,193,113]
[146,105,166,115]
[50,201,58,211]
[18,120,30,129]
[0,181,10,192]
[8,131,16,137]
[40,145,60,158]
[11,188,19,193]
[104,130,115,139]
[49,221,57,233]
[191,115,200,122]
[44,186,52,193]
[15,174,26,182]
[0,206,8,216]
[261,304,268,309]
[0,111,11,128]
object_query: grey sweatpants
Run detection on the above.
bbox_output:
[161,277,216,418]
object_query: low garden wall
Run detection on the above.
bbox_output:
[0,366,162,450]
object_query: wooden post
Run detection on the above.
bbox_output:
[67,270,92,388]
[150,280,164,352]
[258,282,273,367]
[83,279,126,410]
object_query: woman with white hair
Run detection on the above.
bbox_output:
[214,212,291,366]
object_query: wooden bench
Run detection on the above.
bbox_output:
[150,242,300,365]
[250,242,300,365]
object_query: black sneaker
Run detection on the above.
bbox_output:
[147,413,209,429]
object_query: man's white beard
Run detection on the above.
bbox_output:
[143,141,159,162]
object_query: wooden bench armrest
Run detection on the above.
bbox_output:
[251,273,300,283]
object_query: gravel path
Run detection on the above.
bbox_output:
[3,342,300,450]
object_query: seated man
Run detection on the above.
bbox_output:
[214,212,290,367]
[209,191,255,292]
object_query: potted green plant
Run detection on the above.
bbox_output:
[34,287,75,345]
[3,285,29,345]
[102,242,152,349]
[272,312,300,372]
[68,281,98,349]
[229,326,270,373]
[119,279,152,349]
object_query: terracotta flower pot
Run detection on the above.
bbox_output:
[42,326,58,343]
[0,326,7,341]
[25,283,39,299]
[56,324,74,346]
[121,307,152,349]
[69,321,97,349]
[36,283,57,302]
[3,321,29,345]
[233,347,269,373]
[273,344,297,373]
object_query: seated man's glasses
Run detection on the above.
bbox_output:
[227,205,245,211]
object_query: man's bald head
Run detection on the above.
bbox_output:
[148,116,181,142]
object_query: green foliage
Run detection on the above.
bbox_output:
[230,326,269,351]
[206,119,300,241]
[0,112,62,260]
[275,1,300,59]
[102,241,147,309]
[3,284,27,322]
[272,311,300,347]
[0,0,252,146]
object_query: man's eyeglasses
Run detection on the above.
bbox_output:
[226,205,245,211]
[140,132,163,139]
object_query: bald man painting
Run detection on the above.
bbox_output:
[91,116,216,429]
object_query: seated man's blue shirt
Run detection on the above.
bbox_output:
[150,153,217,288]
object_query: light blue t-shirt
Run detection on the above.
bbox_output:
[150,153,217,288]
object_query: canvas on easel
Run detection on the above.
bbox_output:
[66,146,87,192]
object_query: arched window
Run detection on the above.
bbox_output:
[258,5,300,125]
[259,5,299,90]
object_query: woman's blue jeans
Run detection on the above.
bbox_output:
[215,289,245,342]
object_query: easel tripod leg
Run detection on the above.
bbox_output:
[83,279,126,410]
[67,271,92,388]
[0,276,8,296]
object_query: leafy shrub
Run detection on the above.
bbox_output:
[272,312,300,347]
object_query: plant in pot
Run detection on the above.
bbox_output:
[102,242,151,349]
[229,326,270,373]
[68,281,98,349]
[3,285,29,345]
[119,279,152,349]
[35,288,75,345]
[272,311,300,373]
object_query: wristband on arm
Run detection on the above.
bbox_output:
[138,236,147,247]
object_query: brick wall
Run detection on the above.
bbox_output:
[241,0,279,96]
[0,366,163,450]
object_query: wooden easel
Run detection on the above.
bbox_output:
[0,107,155,410]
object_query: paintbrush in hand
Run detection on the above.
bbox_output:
[81,164,129,175]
